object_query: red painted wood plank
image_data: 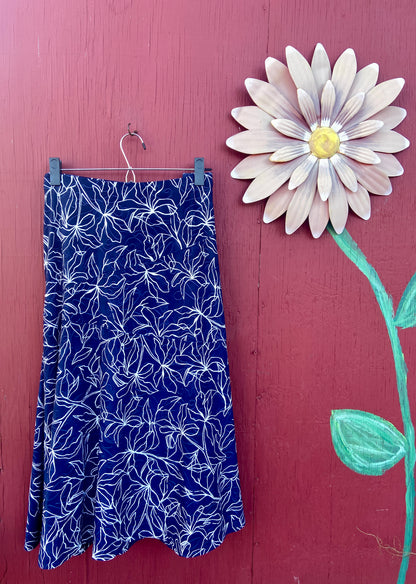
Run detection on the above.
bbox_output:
[250,1,416,583]
[1,0,416,583]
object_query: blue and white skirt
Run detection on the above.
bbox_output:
[25,172,245,569]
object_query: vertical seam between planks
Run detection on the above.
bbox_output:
[251,5,271,584]
[250,214,263,584]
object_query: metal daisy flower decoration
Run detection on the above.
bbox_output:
[227,44,415,584]
[227,43,409,237]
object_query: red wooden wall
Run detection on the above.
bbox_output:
[1,1,416,583]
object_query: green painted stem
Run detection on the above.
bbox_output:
[328,225,415,584]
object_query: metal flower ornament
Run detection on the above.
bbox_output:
[226,43,409,237]
[227,44,414,584]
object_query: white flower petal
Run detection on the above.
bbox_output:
[286,46,320,115]
[331,153,358,192]
[226,130,297,154]
[269,143,310,162]
[231,154,276,179]
[265,57,299,106]
[231,106,274,130]
[309,190,330,238]
[339,120,384,141]
[331,48,357,120]
[331,92,365,131]
[297,89,318,130]
[369,106,407,130]
[288,154,318,190]
[311,43,331,98]
[263,184,294,223]
[271,118,311,141]
[346,184,371,220]
[328,166,349,233]
[343,158,392,195]
[353,130,410,153]
[376,153,404,177]
[242,157,306,203]
[338,143,381,164]
[320,81,336,127]
[245,78,301,121]
[317,158,332,201]
[350,78,405,125]
[347,63,379,98]
[285,165,318,234]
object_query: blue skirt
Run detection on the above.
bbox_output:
[25,172,245,568]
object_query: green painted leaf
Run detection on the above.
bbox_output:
[395,272,416,328]
[330,409,407,476]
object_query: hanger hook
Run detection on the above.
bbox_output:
[120,124,147,182]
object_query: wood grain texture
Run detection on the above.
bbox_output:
[1,0,416,583]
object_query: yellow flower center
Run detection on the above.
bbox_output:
[309,127,340,159]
